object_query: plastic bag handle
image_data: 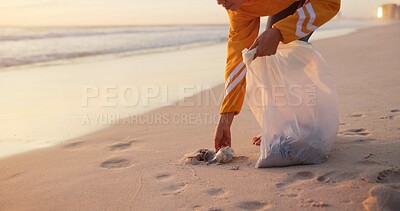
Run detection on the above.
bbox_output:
[242,47,257,67]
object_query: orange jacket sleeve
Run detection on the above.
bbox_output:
[220,11,260,115]
[273,0,341,44]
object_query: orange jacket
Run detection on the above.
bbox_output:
[220,0,340,114]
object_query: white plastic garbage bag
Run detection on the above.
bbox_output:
[243,41,339,168]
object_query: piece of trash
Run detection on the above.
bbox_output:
[211,146,234,164]
[230,166,240,170]
[181,146,234,165]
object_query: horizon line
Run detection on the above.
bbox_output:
[0,16,379,28]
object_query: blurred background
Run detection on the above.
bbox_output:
[0,0,399,70]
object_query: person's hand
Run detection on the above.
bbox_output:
[216,0,243,11]
[249,28,283,58]
[214,112,235,152]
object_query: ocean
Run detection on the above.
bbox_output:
[0,18,384,71]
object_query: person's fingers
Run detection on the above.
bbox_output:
[214,126,223,151]
[214,130,222,141]
[253,137,259,144]
[214,138,221,151]
[266,50,276,56]
[249,38,260,50]
[252,134,262,145]
[226,128,232,147]
[265,47,274,56]
[225,138,231,147]
[254,46,264,58]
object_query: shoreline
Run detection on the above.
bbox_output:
[1,18,390,72]
[0,39,228,73]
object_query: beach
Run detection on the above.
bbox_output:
[0,23,399,210]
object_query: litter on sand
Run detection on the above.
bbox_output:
[181,146,234,165]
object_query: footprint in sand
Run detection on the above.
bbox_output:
[352,138,375,143]
[155,172,187,196]
[357,159,380,165]
[316,170,359,183]
[340,128,371,136]
[380,115,398,120]
[279,193,299,198]
[348,113,364,118]
[100,157,133,169]
[208,208,223,211]
[163,182,187,195]
[276,171,315,188]
[206,188,225,197]
[294,171,315,180]
[231,156,249,163]
[316,171,336,182]
[376,168,400,183]
[108,141,135,151]
[356,153,380,165]
[236,201,270,210]
[380,109,400,120]
[155,173,172,181]
[2,172,23,181]
[363,185,400,211]
[63,141,83,149]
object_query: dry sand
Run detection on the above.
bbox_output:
[1,24,400,210]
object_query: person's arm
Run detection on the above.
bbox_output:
[250,0,340,57]
[215,9,260,151]
[273,0,341,44]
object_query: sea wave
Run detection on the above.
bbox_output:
[0,25,229,69]
[0,26,218,41]
[0,18,383,70]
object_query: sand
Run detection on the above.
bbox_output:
[1,23,400,210]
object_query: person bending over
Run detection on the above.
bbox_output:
[214,0,340,151]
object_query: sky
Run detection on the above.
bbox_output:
[0,0,399,26]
